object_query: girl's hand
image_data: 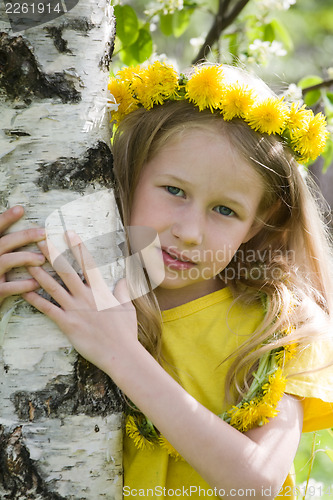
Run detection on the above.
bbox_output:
[0,206,46,306]
[22,233,138,373]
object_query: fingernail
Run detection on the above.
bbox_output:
[12,205,23,215]
[38,240,46,247]
[37,253,45,260]
[37,229,46,238]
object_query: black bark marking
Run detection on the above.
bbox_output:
[4,129,31,137]
[37,141,115,192]
[44,26,72,54]
[99,21,116,71]
[0,425,66,499]
[44,18,94,54]
[12,356,124,421]
[0,32,81,103]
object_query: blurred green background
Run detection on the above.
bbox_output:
[295,430,333,498]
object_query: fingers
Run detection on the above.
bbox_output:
[22,290,66,326]
[0,251,45,276]
[66,231,120,306]
[0,205,25,234]
[0,279,40,301]
[65,231,97,285]
[0,226,46,255]
[27,265,71,309]
[37,239,85,296]
[65,231,121,310]
[36,233,121,312]
[0,205,46,252]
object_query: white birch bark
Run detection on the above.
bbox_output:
[0,2,124,498]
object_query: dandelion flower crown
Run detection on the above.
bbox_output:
[108,61,329,164]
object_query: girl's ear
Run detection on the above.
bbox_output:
[242,200,282,244]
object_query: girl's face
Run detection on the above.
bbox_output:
[130,128,265,309]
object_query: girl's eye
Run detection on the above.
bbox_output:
[214,205,235,217]
[166,186,184,197]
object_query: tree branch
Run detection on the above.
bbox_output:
[192,0,251,64]
[302,79,333,96]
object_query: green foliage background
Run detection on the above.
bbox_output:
[111,0,333,495]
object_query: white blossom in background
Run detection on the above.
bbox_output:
[327,67,333,79]
[255,0,296,11]
[159,0,184,13]
[190,36,206,50]
[281,83,303,104]
[247,39,287,66]
[145,0,184,17]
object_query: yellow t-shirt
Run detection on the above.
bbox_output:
[123,288,333,498]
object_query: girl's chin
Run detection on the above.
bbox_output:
[154,274,224,294]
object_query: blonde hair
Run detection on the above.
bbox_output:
[111,67,333,404]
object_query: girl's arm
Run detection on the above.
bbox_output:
[23,235,303,499]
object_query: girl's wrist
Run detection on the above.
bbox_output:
[100,337,147,387]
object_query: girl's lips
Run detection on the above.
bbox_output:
[161,249,197,270]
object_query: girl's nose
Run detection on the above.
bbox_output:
[171,211,204,246]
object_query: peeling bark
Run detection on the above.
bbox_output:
[0,2,124,498]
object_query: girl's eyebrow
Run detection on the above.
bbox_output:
[157,173,193,186]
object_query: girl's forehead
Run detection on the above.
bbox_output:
[152,127,245,166]
[159,122,226,147]
[145,128,264,193]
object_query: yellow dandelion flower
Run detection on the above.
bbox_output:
[130,61,179,109]
[257,401,279,423]
[288,102,313,133]
[116,65,142,82]
[107,78,138,123]
[185,65,225,112]
[276,343,298,367]
[240,401,262,432]
[291,111,329,162]
[246,97,290,135]
[159,435,183,461]
[220,84,256,121]
[262,368,286,407]
[283,343,298,362]
[229,400,262,432]
[228,405,246,431]
[125,415,156,451]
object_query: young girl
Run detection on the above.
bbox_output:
[1,62,333,498]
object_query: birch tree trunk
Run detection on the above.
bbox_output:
[0,2,124,498]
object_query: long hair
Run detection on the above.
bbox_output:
[111,68,333,403]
